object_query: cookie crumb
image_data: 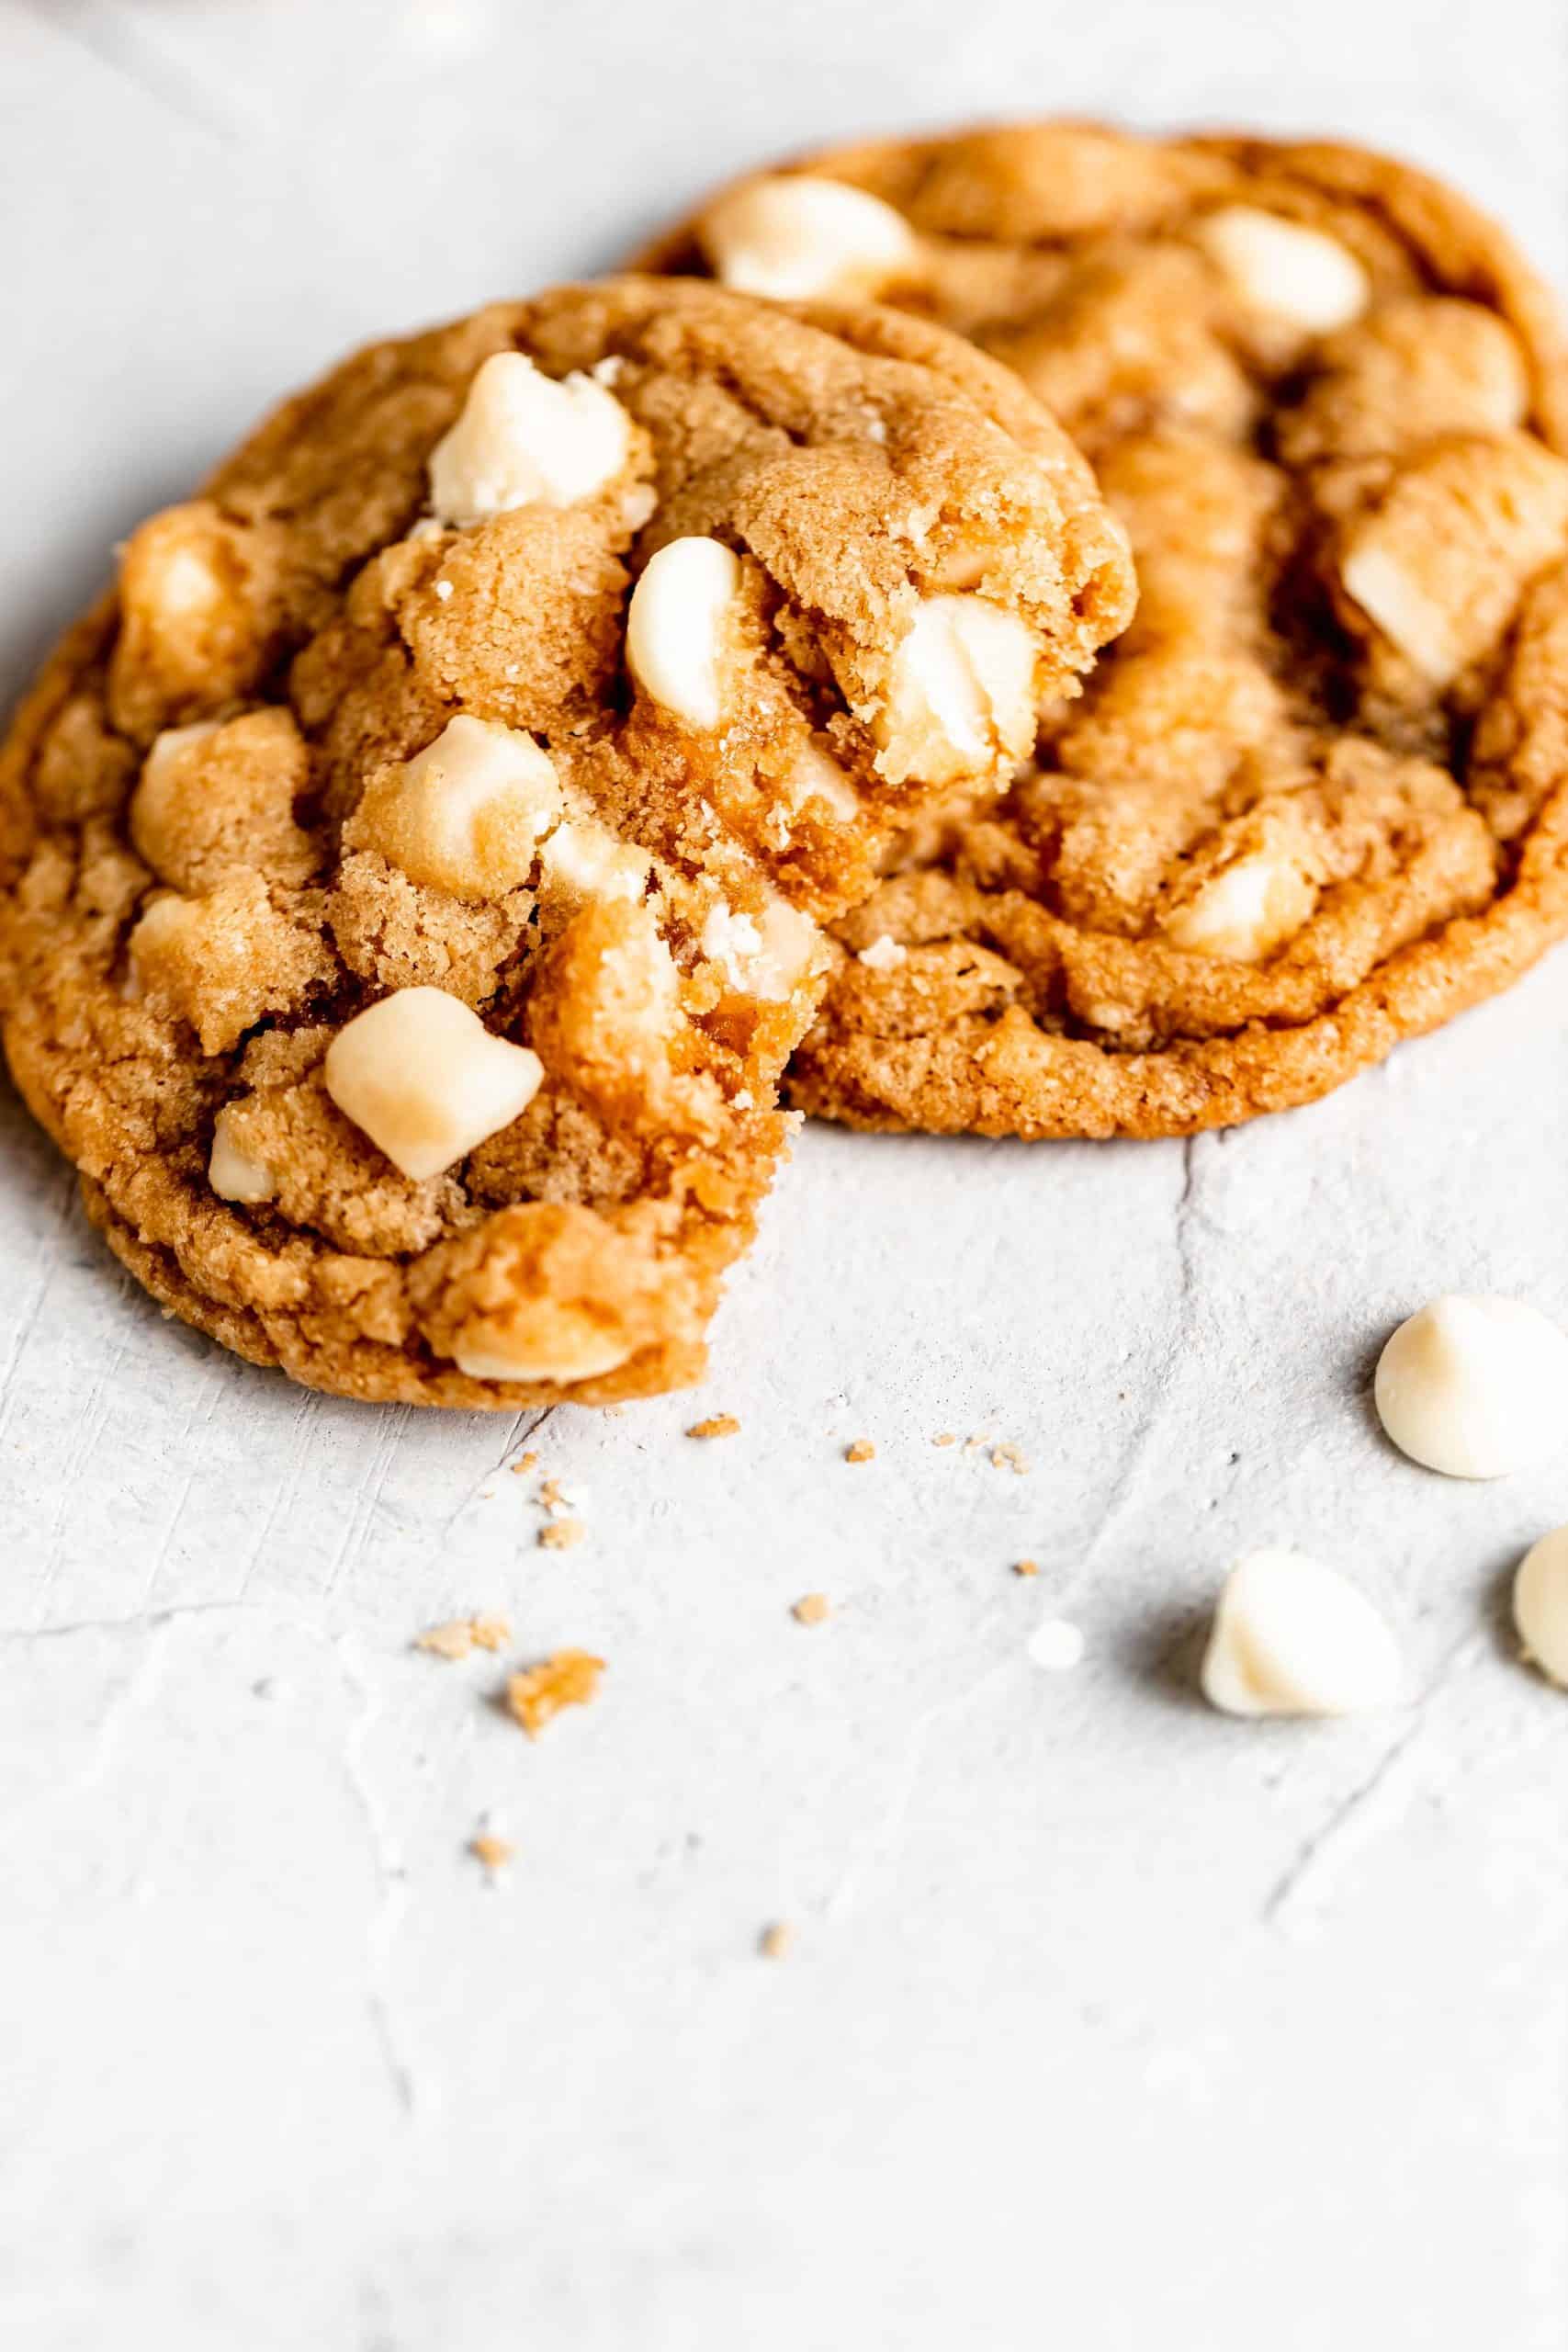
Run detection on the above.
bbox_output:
[688,1414,740,1440]
[511,1450,538,1476]
[415,1612,512,1660]
[964,1433,990,1453]
[932,1431,956,1448]
[505,1649,604,1736]
[991,1441,1030,1476]
[1013,1559,1041,1579]
[468,1832,514,1872]
[759,1921,795,1960]
[792,1591,831,1625]
[538,1518,586,1551]
[844,1438,875,1464]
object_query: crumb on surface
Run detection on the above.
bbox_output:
[1014,1559,1041,1579]
[538,1517,586,1551]
[469,1832,514,1871]
[415,1612,512,1660]
[844,1439,875,1464]
[991,1441,1030,1476]
[792,1591,831,1625]
[964,1433,990,1453]
[687,1414,740,1440]
[511,1450,539,1476]
[932,1431,956,1448]
[505,1648,604,1736]
[759,1921,795,1960]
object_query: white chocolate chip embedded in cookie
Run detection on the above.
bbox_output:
[428,352,632,527]
[698,175,919,303]
[1196,206,1370,334]
[536,813,655,913]
[323,989,544,1181]
[1161,848,1317,963]
[1513,1526,1568,1689]
[344,715,563,899]
[208,1103,277,1205]
[700,894,822,1001]
[878,594,1038,786]
[1201,1547,1403,1718]
[626,537,743,729]
[1374,1294,1568,1478]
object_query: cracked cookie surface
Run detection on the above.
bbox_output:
[0,277,1133,1402]
[644,129,1568,1136]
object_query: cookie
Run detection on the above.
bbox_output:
[0,277,1134,1403]
[643,129,1568,1137]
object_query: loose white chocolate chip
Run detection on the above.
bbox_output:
[1161,850,1316,962]
[323,988,544,1181]
[698,175,919,303]
[427,352,631,527]
[1513,1526,1568,1688]
[208,1105,276,1205]
[1201,1548,1403,1718]
[626,537,742,729]
[1197,206,1370,334]
[881,594,1038,783]
[536,814,653,910]
[858,933,908,972]
[1374,1295,1568,1478]
[346,715,563,899]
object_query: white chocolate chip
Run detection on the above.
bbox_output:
[323,988,544,1181]
[454,1328,634,1385]
[881,594,1038,784]
[699,175,919,303]
[1161,849,1317,962]
[427,352,631,528]
[784,736,859,821]
[1197,206,1370,334]
[1513,1526,1568,1688]
[857,933,908,972]
[699,894,820,1001]
[208,1105,276,1205]
[536,813,653,910]
[1374,1294,1568,1478]
[626,537,742,729]
[346,714,563,899]
[1339,539,1463,685]
[1201,1548,1403,1717]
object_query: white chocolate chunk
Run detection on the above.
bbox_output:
[1374,1295,1568,1478]
[1201,1548,1403,1717]
[699,175,919,303]
[626,537,742,729]
[858,933,908,971]
[699,894,820,1001]
[346,715,563,899]
[1339,539,1462,684]
[1197,206,1370,334]
[427,352,631,527]
[881,594,1038,783]
[323,988,543,1181]
[536,814,653,909]
[785,736,859,821]
[1161,849,1316,962]
[454,1328,634,1385]
[1513,1526,1568,1688]
[208,1105,276,1205]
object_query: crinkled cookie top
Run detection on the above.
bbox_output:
[0,277,1134,1402]
[645,130,1568,1136]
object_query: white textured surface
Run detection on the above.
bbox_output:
[4,3,1568,2345]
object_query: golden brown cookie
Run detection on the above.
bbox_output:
[0,277,1134,1402]
[643,129,1568,1137]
